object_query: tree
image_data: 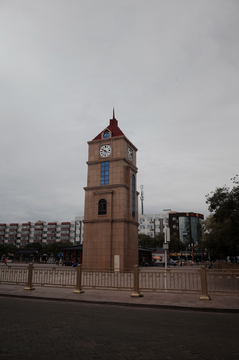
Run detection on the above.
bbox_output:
[138,233,185,252]
[25,242,43,252]
[138,233,164,249]
[153,233,164,248]
[42,241,73,256]
[0,244,18,258]
[169,236,186,252]
[204,175,239,261]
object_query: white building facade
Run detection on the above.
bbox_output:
[0,216,84,247]
[138,213,168,237]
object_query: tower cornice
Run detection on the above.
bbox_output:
[86,157,138,172]
[88,135,138,152]
[84,183,130,192]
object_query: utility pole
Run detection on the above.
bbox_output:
[140,185,144,215]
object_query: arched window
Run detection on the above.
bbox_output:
[103,130,110,138]
[98,199,107,215]
[132,174,135,217]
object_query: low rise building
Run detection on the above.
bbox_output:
[0,216,84,247]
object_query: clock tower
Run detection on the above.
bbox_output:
[82,110,139,270]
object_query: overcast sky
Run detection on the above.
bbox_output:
[1,0,239,223]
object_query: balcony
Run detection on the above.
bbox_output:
[33,238,42,242]
[34,225,43,230]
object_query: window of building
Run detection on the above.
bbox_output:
[101,161,109,185]
[98,199,107,215]
[103,130,110,138]
[132,174,135,217]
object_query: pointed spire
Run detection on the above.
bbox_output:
[110,107,118,126]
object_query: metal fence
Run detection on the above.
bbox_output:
[139,270,201,293]
[82,269,134,290]
[32,268,77,287]
[207,270,239,295]
[213,263,239,270]
[0,266,28,285]
[1,264,239,297]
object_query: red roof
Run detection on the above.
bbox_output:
[92,111,124,141]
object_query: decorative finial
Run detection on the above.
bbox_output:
[113,107,115,119]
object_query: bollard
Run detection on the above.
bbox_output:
[131,265,143,297]
[199,265,211,300]
[73,264,84,294]
[24,263,35,291]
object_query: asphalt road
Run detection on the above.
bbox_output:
[0,297,238,360]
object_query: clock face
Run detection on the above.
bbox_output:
[100,144,111,157]
[128,147,133,161]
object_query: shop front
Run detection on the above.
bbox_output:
[61,245,83,265]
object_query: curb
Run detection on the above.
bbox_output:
[0,293,238,314]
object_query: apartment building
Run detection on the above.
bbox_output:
[138,212,204,245]
[0,216,84,247]
[138,214,168,237]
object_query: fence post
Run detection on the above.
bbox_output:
[24,263,35,291]
[73,264,84,294]
[199,265,210,300]
[131,265,143,297]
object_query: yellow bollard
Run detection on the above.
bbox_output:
[199,265,211,300]
[73,264,84,294]
[24,263,35,291]
[131,265,143,297]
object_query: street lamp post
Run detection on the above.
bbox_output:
[163,209,171,269]
[163,209,172,291]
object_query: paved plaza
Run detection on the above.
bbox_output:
[0,296,238,360]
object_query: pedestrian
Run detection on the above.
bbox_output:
[4,257,8,266]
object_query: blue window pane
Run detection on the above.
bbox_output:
[101,162,109,186]
[103,132,110,138]
[132,174,135,217]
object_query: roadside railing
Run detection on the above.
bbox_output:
[213,262,239,270]
[81,268,134,290]
[139,270,201,293]
[207,269,239,295]
[33,267,77,287]
[1,264,239,298]
[0,266,28,285]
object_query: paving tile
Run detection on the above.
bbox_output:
[0,282,239,312]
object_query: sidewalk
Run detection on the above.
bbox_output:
[0,283,239,313]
